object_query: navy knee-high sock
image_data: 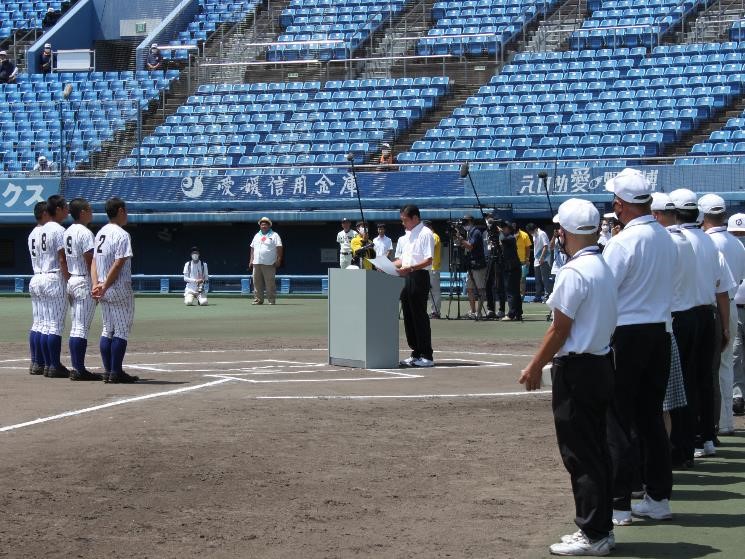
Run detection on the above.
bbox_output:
[47,334,62,368]
[36,333,48,366]
[69,337,87,371]
[29,331,37,364]
[110,337,128,374]
[100,336,112,372]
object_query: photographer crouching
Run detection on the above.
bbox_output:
[459,214,488,319]
[184,247,209,306]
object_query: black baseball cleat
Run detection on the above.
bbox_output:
[105,370,139,384]
[29,363,44,375]
[69,369,104,381]
[46,365,71,378]
[42,366,51,377]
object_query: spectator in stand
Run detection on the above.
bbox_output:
[0,51,18,84]
[39,44,53,74]
[42,7,61,29]
[146,43,163,71]
[377,143,395,171]
[33,156,56,174]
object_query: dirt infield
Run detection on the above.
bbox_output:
[1,297,744,558]
[0,346,571,559]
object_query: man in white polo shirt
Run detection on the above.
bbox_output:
[669,189,734,462]
[603,168,676,526]
[249,217,283,305]
[699,194,745,436]
[728,213,745,417]
[394,204,435,368]
[520,198,617,557]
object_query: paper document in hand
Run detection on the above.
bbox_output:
[367,256,399,276]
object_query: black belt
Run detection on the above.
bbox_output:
[341,251,351,255]
[554,351,611,363]
[738,304,745,309]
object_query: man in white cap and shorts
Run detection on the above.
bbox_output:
[520,198,617,556]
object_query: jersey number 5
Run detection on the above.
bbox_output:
[97,235,106,253]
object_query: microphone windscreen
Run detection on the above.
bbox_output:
[459,162,469,178]
[345,152,354,162]
[63,83,73,99]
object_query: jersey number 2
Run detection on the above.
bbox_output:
[97,235,106,253]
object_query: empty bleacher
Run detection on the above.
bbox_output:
[0,69,179,172]
[166,0,262,62]
[113,77,450,175]
[569,0,704,49]
[398,42,745,170]
[417,0,560,57]
[268,0,411,61]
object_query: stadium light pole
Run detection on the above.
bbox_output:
[59,83,73,183]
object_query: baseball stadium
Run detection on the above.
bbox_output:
[2,0,745,557]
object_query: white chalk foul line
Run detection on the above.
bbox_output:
[0,378,235,433]
[205,374,423,383]
[255,390,551,400]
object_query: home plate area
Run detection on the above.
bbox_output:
[122,349,531,397]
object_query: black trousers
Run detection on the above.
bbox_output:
[485,259,500,312]
[552,353,614,541]
[607,323,671,510]
[504,266,522,319]
[400,270,433,361]
[670,305,716,461]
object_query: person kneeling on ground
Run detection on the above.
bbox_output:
[184,246,209,306]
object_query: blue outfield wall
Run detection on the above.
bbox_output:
[7,164,745,223]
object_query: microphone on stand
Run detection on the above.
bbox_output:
[460,161,488,224]
[347,152,366,230]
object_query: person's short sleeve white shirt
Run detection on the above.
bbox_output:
[373,235,392,258]
[251,231,282,265]
[547,247,617,356]
[533,229,550,266]
[400,222,434,270]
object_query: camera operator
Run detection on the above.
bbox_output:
[458,214,488,319]
[499,221,523,321]
[484,210,505,319]
[350,221,375,269]
[183,246,209,306]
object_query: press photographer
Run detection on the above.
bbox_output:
[183,246,209,306]
[485,210,506,319]
[458,214,488,319]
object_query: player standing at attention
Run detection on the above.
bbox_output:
[520,199,617,556]
[91,197,139,384]
[39,194,71,378]
[27,201,49,375]
[65,198,102,381]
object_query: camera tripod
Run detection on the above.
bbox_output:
[444,226,489,320]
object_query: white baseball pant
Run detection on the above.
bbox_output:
[67,275,97,339]
[185,290,208,306]
[38,272,67,336]
[29,275,42,332]
[101,288,135,340]
[718,299,738,432]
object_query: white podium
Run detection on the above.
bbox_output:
[328,268,404,369]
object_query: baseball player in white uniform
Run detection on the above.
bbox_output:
[336,218,357,269]
[184,246,209,306]
[27,201,49,375]
[65,198,102,381]
[38,194,71,378]
[91,197,139,384]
